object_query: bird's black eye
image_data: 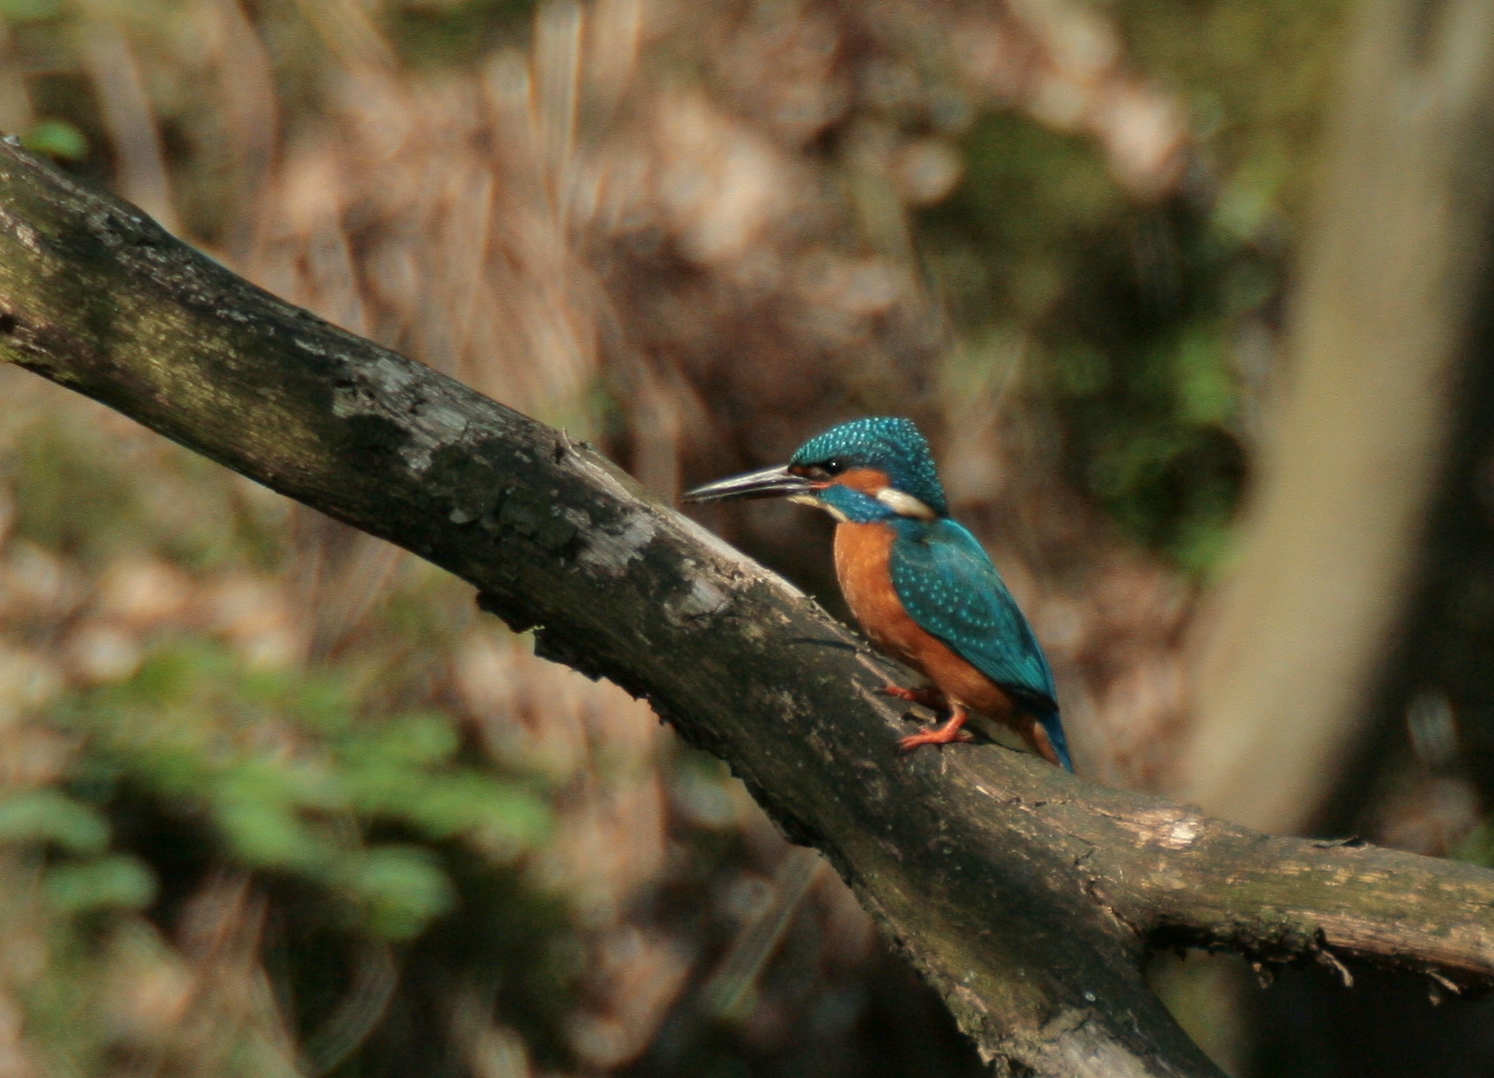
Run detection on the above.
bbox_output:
[793,459,845,481]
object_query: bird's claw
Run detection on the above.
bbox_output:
[897,702,972,752]
[898,727,976,752]
[879,684,947,710]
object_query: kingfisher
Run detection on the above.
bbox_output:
[683,417,1072,770]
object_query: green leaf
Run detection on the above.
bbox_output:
[348,845,455,940]
[213,798,328,871]
[21,119,87,161]
[43,855,156,913]
[0,0,60,23]
[1173,329,1234,426]
[405,772,550,845]
[0,790,109,854]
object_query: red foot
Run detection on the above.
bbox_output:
[898,705,974,752]
[879,684,948,710]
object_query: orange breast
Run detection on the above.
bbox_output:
[834,523,1016,723]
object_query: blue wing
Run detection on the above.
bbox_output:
[889,519,1070,769]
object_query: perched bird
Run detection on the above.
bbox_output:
[684,417,1071,770]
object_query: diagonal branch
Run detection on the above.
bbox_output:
[0,139,1492,1078]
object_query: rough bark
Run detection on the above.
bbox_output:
[0,140,1492,1077]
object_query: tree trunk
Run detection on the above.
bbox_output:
[1179,0,1494,835]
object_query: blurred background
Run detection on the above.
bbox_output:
[1,0,1494,1074]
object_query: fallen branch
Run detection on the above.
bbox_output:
[0,140,1491,1078]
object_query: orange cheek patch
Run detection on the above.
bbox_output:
[836,468,890,496]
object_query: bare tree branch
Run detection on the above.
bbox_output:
[0,135,1491,1077]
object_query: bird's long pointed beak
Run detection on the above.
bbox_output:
[682,464,817,503]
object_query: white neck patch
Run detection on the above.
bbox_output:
[875,487,937,520]
[790,492,849,522]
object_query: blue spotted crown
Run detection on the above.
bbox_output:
[790,417,948,517]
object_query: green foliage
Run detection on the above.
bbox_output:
[58,639,550,939]
[0,788,109,853]
[0,790,155,914]
[910,0,1351,573]
[1455,816,1494,869]
[0,0,58,22]
[1118,0,1351,225]
[0,379,594,1068]
[921,115,1254,570]
[6,420,137,558]
[1,411,285,569]
[0,623,586,1073]
[20,117,87,161]
[43,854,157,913]
[386,0,539,69]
